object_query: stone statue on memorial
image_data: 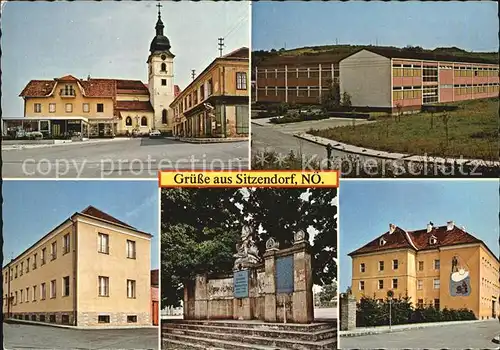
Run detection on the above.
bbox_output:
[233,225,260,270]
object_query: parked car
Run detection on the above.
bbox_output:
[149,129,162,138]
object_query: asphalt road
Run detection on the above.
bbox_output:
[3,322,159,349]
[2,138,249,178]
[340,320,500,349]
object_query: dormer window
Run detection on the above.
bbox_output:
[60,85,75,97]
[429,235,438,245]
[379,238,387,246]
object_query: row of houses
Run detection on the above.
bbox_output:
[254,47,499,112]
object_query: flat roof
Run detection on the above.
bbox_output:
[2,116,89,122]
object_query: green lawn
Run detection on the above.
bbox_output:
[309,98,499,161]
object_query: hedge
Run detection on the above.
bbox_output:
[356,295,476,327]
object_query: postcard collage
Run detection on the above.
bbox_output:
[1,1,499,350]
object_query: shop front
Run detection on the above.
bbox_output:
[2,116,90,139]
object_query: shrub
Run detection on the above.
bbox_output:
[356,296,476,327]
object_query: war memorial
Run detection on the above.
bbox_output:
[162,226,337,349]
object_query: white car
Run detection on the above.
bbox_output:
[149,130,161,138]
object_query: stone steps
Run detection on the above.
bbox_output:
[166,319,335,332]
[166,323,336,342]
[163,334,286,350]
[162,320,337,350]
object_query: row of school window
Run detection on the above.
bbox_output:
[5,277,137,306]
[393,65,498,76]
[6,276,70,306]
[4,233,136,284]
[358,278,441,291]
[359,259,440,272]
[258,67,340,79]
[4,234,71,284]
[34,103,105,114]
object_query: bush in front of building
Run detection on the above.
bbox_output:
[356,295,477,327]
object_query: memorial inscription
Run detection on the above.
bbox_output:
[234,269,249,298]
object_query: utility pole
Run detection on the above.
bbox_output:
[218,37,224,57]
[191,70,196,81]
[387,290,394,332]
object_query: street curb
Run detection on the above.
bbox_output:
[176,137,248,144]
[339,319,488,338]
[5,318,158,330]
[293,132,500,167]
[1,137,133,151]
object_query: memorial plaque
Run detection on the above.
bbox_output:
[233,270,249,298]
[276,255,294,293]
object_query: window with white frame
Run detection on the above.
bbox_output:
[41,283,46,300]
[393,259,399,270]
[359,281,365,291]
[50,280,56,298]
[360,263,366,273]
[417,280,423,290]
[63,234,70,254]
[51,241,57,260]
[126,240,136,259]
[433,279,440,289]
[127,279,136,299]
[98,233,109,254]
[99,276,109,297]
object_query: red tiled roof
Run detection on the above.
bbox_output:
[19,80,57,97]
[56,74,80,82]
[80,205,136,229]
[19,76,149,98]
[80,79,116,97]
[349,223,482,256]
[223,47,249,59]
[116,80,149,95]
[116,101,154,111]
[151,269,159,287]
[409,225,480,250]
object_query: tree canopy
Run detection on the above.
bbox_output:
[161,188,337,307]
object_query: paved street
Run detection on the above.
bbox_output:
[3,322,159,349]
[2,138,249,178]
[340,320,499,349]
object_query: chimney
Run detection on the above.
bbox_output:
[389,223,396,234]
[446,221,455,231]
[427,222,433,233]
[87,74,91,81]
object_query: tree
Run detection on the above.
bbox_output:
[318,282,337,305]
[240,188,338,285]
[341,92,352,108]
[321,78,341,111]
[161,188,245,308]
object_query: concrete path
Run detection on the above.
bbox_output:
[340,319,499,349]
[3,322,159,349]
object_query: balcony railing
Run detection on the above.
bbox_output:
[60,89,76,97]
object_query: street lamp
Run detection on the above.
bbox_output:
[387,290,394,332]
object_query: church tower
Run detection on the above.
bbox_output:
[147,3,175,133]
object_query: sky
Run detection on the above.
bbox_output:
[339,180,499,292]
[252,1,499,52]
[2,180,160,269]
[1,1,249,117]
